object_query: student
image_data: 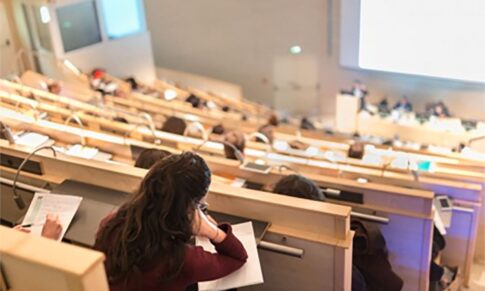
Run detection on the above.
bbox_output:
[273,174,325,201]
[211,124,226,135]
[300,117,316,130]
[257,124,274,143]
[268,114,279,127]
[94,152,248,291]
[273,175,373,291]
[47,81,62,95]
[134,148,172,169]
[223,131,245,161]
[161,116,187,135]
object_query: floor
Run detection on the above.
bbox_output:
[465,261,485,290]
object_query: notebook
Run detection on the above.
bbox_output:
[196,222,264,290]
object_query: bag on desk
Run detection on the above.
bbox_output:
[351,219,403,291]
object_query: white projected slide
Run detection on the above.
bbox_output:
[357,0,485,83]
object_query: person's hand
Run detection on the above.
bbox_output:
[192,209,225,243]
[41,214,62,240]
[13,224,31,234]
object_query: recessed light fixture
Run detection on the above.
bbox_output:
[289,45,302,55]
[40,6,51,24]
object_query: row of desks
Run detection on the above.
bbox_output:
[1,77,484,289]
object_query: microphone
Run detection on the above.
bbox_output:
[195,139,245,165]
[183,121,208,142]
[12,146,57,209]
[0,121,16,144]
[64,113,86,146]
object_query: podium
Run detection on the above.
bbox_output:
[335,94,360,134]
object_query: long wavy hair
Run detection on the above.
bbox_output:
[96,152,211,284]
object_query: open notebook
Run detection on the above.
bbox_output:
[196,222,264,291]
[21,192,83,241]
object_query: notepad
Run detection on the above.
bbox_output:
[197,222,264,291]
[21,193,83,241]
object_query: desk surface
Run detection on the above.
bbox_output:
[53,180,130,246]
[53,180,270,247]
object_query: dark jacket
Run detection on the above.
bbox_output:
[351,219,404,291]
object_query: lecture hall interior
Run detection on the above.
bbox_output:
[0,0,484,290]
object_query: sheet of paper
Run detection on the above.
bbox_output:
[231,178,246,188]
[197,222,264,291]
[22,192,83,241]
[66,144,99,159]
[15,132,50,148]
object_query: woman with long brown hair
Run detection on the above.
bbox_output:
[94,152,247,290]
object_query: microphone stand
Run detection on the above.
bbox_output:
[12,146,57,209]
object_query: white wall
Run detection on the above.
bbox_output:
[144,0,485,120]
[63,32,156,82]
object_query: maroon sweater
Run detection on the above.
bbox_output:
[94,215,248,291]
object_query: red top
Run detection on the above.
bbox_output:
[94,214,248,291]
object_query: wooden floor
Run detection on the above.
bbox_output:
[465,261,485,290]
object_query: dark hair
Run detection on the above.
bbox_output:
[185,94,202,108]
[257,124,274,143]
[96,152,211,284]
[162,117,187,135]
[273,174,325,201]
[134,148,172,169]
[211,124,225,135]
[125,77,139,90]
[113,116,129,123]
[300,117,316,130]
[268,114,279,126]
[47,82,61,94]
[223,131,245,160]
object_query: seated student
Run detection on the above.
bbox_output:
[90,68,119,96]
[273,174,325,201]
[223,131,245,161]
[257,124,274,144]
[273,176,374,291]
[211,124,226,135]
[161,116,187,135]
[134,148,172,169]
[125,77,160,98]
[430,227,457,289]
[268,114,279,127]
[186,94,203,108]
[94,152,248,291]
[393,96,413,112]
[125,77,139,91]
[300,117,316,130]
[256,114,279,144]
[47,81,62,95]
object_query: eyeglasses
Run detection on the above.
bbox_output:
[197,202,209,215]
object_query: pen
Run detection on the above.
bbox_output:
[20,223,43,228]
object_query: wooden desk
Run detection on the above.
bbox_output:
[0,144,353,291]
